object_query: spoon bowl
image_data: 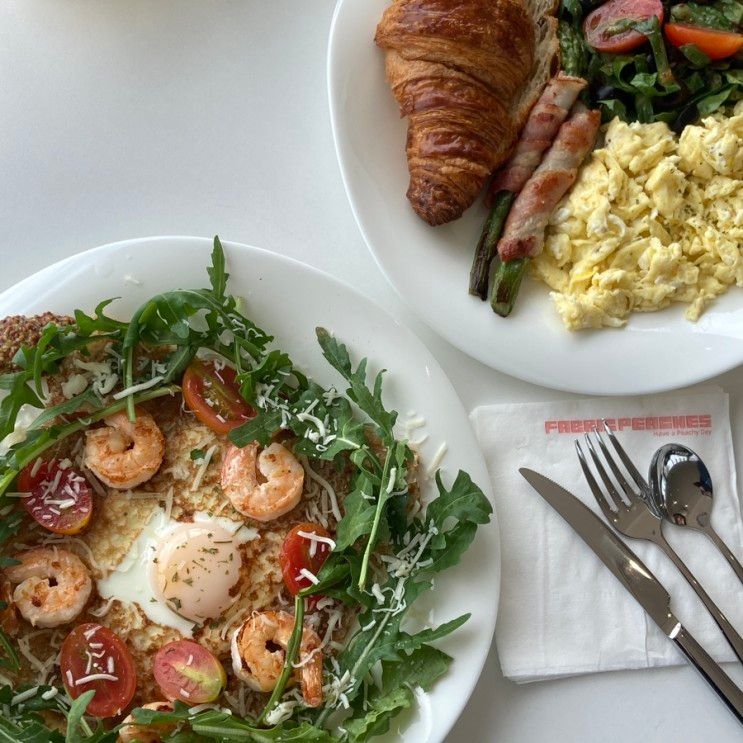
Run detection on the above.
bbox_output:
[650,443,743,583]
[650,443,713,531]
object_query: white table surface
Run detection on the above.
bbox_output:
[1,2,741,740]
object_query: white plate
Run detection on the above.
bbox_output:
[327,0,743,395]
[0,236,498,743]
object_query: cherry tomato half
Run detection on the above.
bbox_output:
[61,623,137,718]
[664,23,743,61]
[280,522,334,596]
[153,640,226,704]
[182,359,254,435]
[17,459,93,535]
[584,0,663,53]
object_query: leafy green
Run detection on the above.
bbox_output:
[0,685,115,743]
[696,84,735,115]
[132,702,336,741]
[342,646,453,742]
[670,1,739,29]
[679,44,711,67]
[316,328,397,443]
[558,0,742,127]
[66,691,98,743]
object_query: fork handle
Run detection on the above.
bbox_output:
[672,623,743,723]
[706,527,743,584]
[658,537,743,664]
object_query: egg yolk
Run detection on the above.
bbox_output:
[150,523,241,623]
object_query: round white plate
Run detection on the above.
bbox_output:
[327,0,743,396]
[0,236,498,743]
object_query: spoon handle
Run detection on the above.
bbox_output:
[657,536,743,664]
[706,527,743,584]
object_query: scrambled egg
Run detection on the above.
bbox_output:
[534,101,743,330]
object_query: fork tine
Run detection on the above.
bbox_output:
[602,419,649,491]
[576,439,618,514]
[583,434,625,511]
[592,429,635,504]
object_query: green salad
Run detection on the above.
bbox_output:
[559,0,743,129]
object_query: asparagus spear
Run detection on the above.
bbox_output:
[491,257,528,318]
[468,190,515,299]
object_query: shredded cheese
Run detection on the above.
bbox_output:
[112,375,164,400]
[11,687,40,705]
[426,442,448,477]
[298,568,320,585]
[300,456,341,521]
[191,445,218,492]
[74,673,118,685]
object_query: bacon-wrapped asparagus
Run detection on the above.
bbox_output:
[486,72,587,200]
[496,103,601,263]
[469,73,587,300]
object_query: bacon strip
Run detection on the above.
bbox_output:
[496,102,601,262]
[487,73,587,201]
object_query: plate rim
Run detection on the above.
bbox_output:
[0,233,500,742]
[326,0,743,396]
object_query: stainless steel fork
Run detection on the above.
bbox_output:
[576,423,743,664]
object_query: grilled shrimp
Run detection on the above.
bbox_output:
[4,548,91,628]
[84,408,165,489]
[231,610,323,707]
[220,442,304,522]
[118,702,175,743]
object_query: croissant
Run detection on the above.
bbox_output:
[375,0,540,226]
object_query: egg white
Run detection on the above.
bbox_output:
[97,509,258,636]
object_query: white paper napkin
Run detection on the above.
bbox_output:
[470,389,743,683]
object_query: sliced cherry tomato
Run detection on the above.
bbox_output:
[17,459,93,535]
[61,623,137,718]
[664,23,743,61]
[584,0,663,53]
[153,640,226,704]
[280,522,334,596]
[182,359,254,435]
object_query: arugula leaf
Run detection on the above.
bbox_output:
[0,371,44,440]
[334,474,378,551]
[0,717,65,743]
[0,627,20,672]
[230,409,284,448]
[132,703,336,741]
[316,328,397,442]
[342,646,453,742]
[120,237,271,419]
[207,235,228,301]
[58,690,116,742]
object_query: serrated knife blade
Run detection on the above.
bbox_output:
[520,467,743,723]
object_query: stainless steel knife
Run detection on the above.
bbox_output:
[520,467,743,723]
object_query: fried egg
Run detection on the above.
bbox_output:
[97,508,257,636]
[533,101,743,330]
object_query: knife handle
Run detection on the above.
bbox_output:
[673,625,743,723]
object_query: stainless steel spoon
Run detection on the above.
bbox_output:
[650,443,743,584]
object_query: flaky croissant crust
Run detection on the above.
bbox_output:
[375,0,535,226]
